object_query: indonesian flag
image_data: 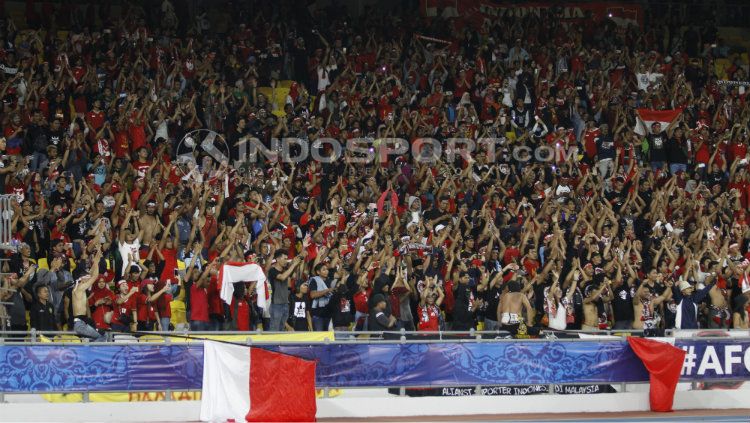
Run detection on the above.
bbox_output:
[200,341,317,422]
[627,337,686,412]
[218,263,267,310]
[634,109,682,136]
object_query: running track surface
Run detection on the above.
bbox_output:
[318,409,750,422]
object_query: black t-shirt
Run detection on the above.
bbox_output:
[484,286,502,321]
[595,134,616,160]
[66,217,89,240]
[368,308,393,331]
[330,291,354,327]
[612,284,635,322]
[47,128,64,147]
[29,300,57,331]
[647,131,668,162]
[288,295,311,331]
[452,283,476,330]
[666,137,688,164]
[423,207,444,223]
[49,189,72,207]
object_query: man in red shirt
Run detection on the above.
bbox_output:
[417,277,444,331]
[189,268,211,331]
[111,280,139,332]
[154,278,175,332]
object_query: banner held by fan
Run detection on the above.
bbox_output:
[634,109,682,136]
[218,262,268,310]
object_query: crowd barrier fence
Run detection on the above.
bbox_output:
[1,329,750,403]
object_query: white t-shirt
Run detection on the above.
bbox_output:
[317,65,335,92]
[546,297,568,331]
[119,240,141,276]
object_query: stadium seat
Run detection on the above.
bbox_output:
[138,335,167,343]
[54,334,82,343]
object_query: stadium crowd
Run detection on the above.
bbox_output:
[1,0,750,340]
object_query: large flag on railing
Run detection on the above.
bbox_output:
[200,341,317,422]
[627,336,685,412]
[218,262,267,309]
[634,109,682,136]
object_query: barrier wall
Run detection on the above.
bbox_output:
[3,338,750,392]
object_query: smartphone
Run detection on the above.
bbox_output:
[174,269,179,277]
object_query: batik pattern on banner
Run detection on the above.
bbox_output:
[2,339,750,392]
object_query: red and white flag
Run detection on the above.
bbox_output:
[200,341,317,422]
[627,337,685,412]
[634,109,682,136]
[218,262,267,309]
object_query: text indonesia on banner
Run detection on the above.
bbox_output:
[200,341,316,422]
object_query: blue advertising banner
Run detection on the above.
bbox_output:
[676,338,750,379]
[0,339,748,393]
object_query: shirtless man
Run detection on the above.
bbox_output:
[582,278,613,331]
[632,270,673,336]
[137,199,163,248]
[72,248,106,341]
[705,263,731,328]
[497,279,533,336]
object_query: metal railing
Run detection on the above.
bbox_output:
[0,195,14,247]
[0,328,664,344]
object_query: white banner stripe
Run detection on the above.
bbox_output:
[200,341,251,422]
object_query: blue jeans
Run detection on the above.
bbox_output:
[74,318,107,342]
[669,163,687,175]
[190,320,210,331]
[30,151,47,173]
[312,315,331,331]
[484,318,499,332]
[160,317,171,332]
[269,303,288,331]
[650,161,666,171]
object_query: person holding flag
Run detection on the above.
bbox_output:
[636,110,682,172]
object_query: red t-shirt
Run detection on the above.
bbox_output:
[86,110,105,131]
[231,296,252,331]
[112,294,137,324]
[207,278,223,315]
[190,284,210,322]
[128,121,148,152]
[417,304,440,331]
[112,130,129,158]
[136,293,157,322]
[353,289,371,313]
[160,248,178,281]
[503,247,520,265]
[89,289,116,330]
[132,160,151,176]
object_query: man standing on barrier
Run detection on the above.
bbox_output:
[498,279,534,337]
[71,248,106,342]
